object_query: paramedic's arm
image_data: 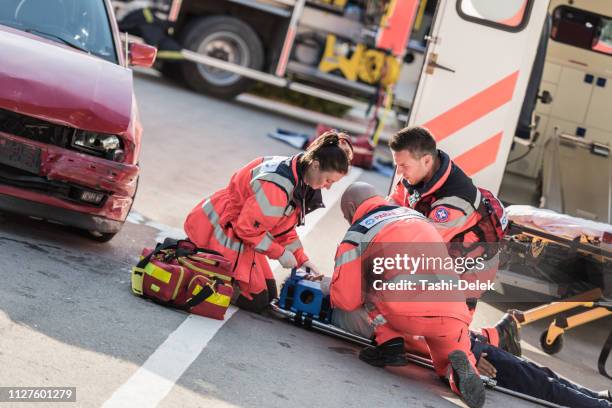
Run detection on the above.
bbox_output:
[427,203,475,242]
[329,242,363,311]
[233,180,291,261]
[274,228,309,267]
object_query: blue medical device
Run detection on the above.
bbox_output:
[278,268,332,323]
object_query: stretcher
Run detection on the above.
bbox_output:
[511,289,612,379]
[270,268,566,408]
[499,206,612,378]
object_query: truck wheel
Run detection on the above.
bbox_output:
[180,16,264,98]
[159,61,184,83]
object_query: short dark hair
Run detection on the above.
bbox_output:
[389,126,437,158]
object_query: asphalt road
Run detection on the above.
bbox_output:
[0,70,609,408]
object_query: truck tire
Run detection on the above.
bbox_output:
[180,16,264,99]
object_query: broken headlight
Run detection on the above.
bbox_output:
[72,131,125,162]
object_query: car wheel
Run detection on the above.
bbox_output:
[180,16,264,99]
[86,230,118,243]
[85,176,138,243]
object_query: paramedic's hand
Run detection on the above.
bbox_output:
[302,260,323,281]
[278,249,298,269]
[477,353,497,378]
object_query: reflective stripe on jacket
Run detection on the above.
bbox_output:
[330,196,471,324]
[184,155,319,295]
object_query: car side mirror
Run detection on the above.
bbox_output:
[129,42,157,68]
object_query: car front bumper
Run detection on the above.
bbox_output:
[0,190,125,233]
[0,131,139,232]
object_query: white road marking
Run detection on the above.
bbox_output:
[102,308,238,408]
[126,212,186,241]
[109,167,364,407]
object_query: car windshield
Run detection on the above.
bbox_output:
[0,0,118,63]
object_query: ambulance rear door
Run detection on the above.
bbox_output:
[406,0,551,193]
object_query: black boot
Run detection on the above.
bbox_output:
[265,279,278,300]
[448,350,486,408]
[359,337,408,367]
[234,290,270,314]
[495,313,522,356]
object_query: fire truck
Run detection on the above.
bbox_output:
[112,0,428,116]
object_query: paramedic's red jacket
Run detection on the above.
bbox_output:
[329,196,471,324]
[184,155,319,296]
[389,151,502,301]
[389,150,482,243]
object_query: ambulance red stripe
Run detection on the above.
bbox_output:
[423,71,519,142]
[453,132,503,176]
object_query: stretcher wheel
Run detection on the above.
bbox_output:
[540,330,564,355]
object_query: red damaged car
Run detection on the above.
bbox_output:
[0,0,156,241]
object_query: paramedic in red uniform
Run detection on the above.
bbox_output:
[387,126,521,356]
[329,182,486,408]
[184,131,353,313]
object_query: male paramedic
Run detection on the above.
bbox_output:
[387,126,521,356]
[328,182,486,408]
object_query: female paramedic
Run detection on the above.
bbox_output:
[184,131,354,313]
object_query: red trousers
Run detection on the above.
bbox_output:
[374,315,479,382]
[185,207,274,298]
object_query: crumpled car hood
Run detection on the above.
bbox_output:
[0,24,134,137]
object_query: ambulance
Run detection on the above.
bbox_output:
[504,0,612,224]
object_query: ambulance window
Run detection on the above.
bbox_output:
[457,0,532,32]
[551,6,612,56]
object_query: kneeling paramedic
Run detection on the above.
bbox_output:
[184,131,353,313]
[328,182,486,408]
[388,126,520,356]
